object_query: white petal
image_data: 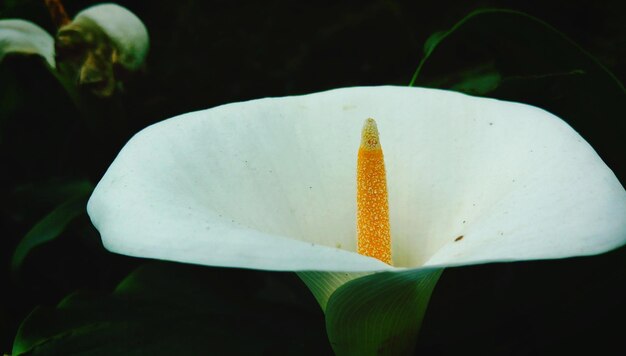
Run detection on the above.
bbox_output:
[377,90,626,267]
[0,19,54,67]
[73,4,148,70]
[88,86,626,271]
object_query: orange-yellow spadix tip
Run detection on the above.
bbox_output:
[356,118,391,265]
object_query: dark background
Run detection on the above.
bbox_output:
[1,0,625,354]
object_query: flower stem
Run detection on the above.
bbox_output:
[44,0,71,29]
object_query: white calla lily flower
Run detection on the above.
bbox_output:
[88,86,626,269]
[1,3,148,97]
[0,19,55,67]
[68,3,149,71]
[87,86,626,354]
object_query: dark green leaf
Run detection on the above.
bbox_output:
[410,9,625,184]
[11,181,93,273]
[12,263,330,355]
[13,179,93,208]
[422,30,446,59]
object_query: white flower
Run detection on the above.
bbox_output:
[87,86,626,354]
[0,19,55,67]
[60,3,149,72]
[0,3,148,97]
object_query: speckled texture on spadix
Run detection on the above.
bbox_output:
[357,118,392,265]
[87,86,626,272]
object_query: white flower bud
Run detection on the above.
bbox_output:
[71,3,149,71]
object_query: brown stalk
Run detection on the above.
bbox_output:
[44,0,71,28]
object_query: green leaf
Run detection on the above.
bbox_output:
[13,263,331,355]
[11,181,94,273]
[325,268,443,356]
[446,62,502,95]
[297,271,371,311]
[422,30,446,58]
[409,8,625,184]
[13,179,94,209]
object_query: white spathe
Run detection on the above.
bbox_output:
[73,3,149,70]
[87,86,626,272]
[0,19,55,67]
